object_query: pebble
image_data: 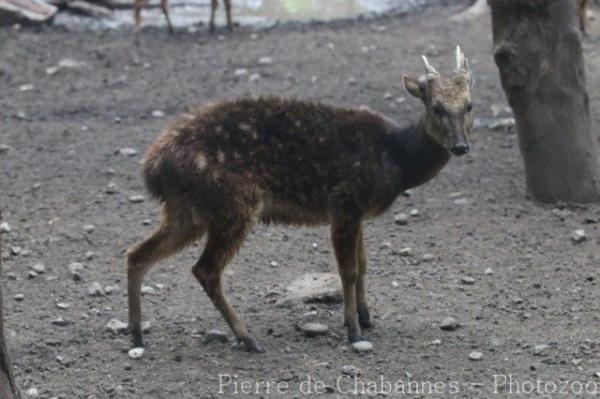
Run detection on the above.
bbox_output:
[14,293,24,301]
[32,263,45,274]
[431,339,442,345]
[258,56,273,65]
[484,268,494,275]
[341,365,362,376]
[128,347,145,359]
[391,281,399,288]
[248,73,261,82]
[119,147,138,157]
[83,224,95,233]
[422,254,434,262]
[68,262,84,281]
[469,351,483,361]
[0,144,12,153]
[128,195,145,203]
[27,271,38,279]
[394,213,408,225]
[51,317,71,326]
[351,341,373,353]
[0,222,10,232]
[572,229,586,244]
[533,344,548,355]
[203,329,229,344]
[453,198,470,205]
[152,109,165,118]
[105,182,119,194]
[399,247,413,257]
[141,285,156,295]
[409,208,419,217]
[56,302,70,309]
[301,323,329,337]
[87,282,104,296]
[234,68,248,77]
[105,319,129,334]
[85,251,95,260]
[26,387,39,397]
[460,276,475,285]
[11,246,22,255]
[440,317,460,331]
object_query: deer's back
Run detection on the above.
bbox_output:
[143,97,399,224]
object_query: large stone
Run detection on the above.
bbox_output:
[0,0,57,25]
[277,273,342,306]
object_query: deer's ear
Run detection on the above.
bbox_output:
[402,75,424,99]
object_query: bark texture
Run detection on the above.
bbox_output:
[0,212,19,399]
[490,0,600,203]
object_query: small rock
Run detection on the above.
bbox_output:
[27,271,38,279]
[14,293,24,301]
[32,263,45,274]
[119,147,138,157]
[248,73,261,82]
[422,254,434,262]
[351,341,373,353]
[431,339,442,345]
[488,117,515,130]
[11,246,21,255]
[572,229,586,244]
[51,317,71,326]
[301,323,329,337]
[141,285,156,295]
[0,144,11,153]
[128,195,145,203]
[399,247,413,257]
[409,208,419,217]
[234,68,248,77]
[85,251,95,260]
[87,282,104,296]
[572,358,583,366]
[0,222,10,233]
[105,319,128,334]
[203,329,229,344]
[595,371,600,379]
[25,387,39,397]
[56,302,70,309]
[453,198,470,205]
[83,224,95,233]
[469,351,483,361]
[19,84,34,92]
[105,182,118,194]
[391,281,399,288]
[128,347,145,359]
[379,241,391,249]
[440,317,460,331]
[383,92,393,100]
[484,268,493,275]
[302,310,318,321]
[68,262,84,281]
[258,56,273,65]
[461,276,475,285]
[151,109,165,118]
[533,344,548,355]
[341,365,361,376]
[269,260,278,267]
[394,213,408,225]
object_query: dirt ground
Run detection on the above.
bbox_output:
[2,4,600,398]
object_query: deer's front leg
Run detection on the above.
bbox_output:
[331,213,363,343]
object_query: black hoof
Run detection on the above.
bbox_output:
[234,336,265,353]
[349,334,366,344]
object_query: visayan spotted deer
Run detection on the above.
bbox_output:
[126,47,474,353]
[134,0,232,33]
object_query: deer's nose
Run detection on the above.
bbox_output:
[451,143,470,156]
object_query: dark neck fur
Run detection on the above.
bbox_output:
[385,115,451,190]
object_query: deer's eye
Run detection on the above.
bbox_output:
[431,105,445,117]
[465,103,473,112]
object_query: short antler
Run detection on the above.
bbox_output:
[422,55,439,77]
[455,45,470,75]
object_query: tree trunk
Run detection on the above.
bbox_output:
[489,0,600,203]
[0,212,20,399]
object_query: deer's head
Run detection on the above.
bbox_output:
[403,46,473,156]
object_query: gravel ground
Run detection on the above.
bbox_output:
[1,4,600,398]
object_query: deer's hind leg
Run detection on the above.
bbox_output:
[192,209,264,352]
[127,206,205,347]
[356,226,373,329]
[160,0,174,33]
